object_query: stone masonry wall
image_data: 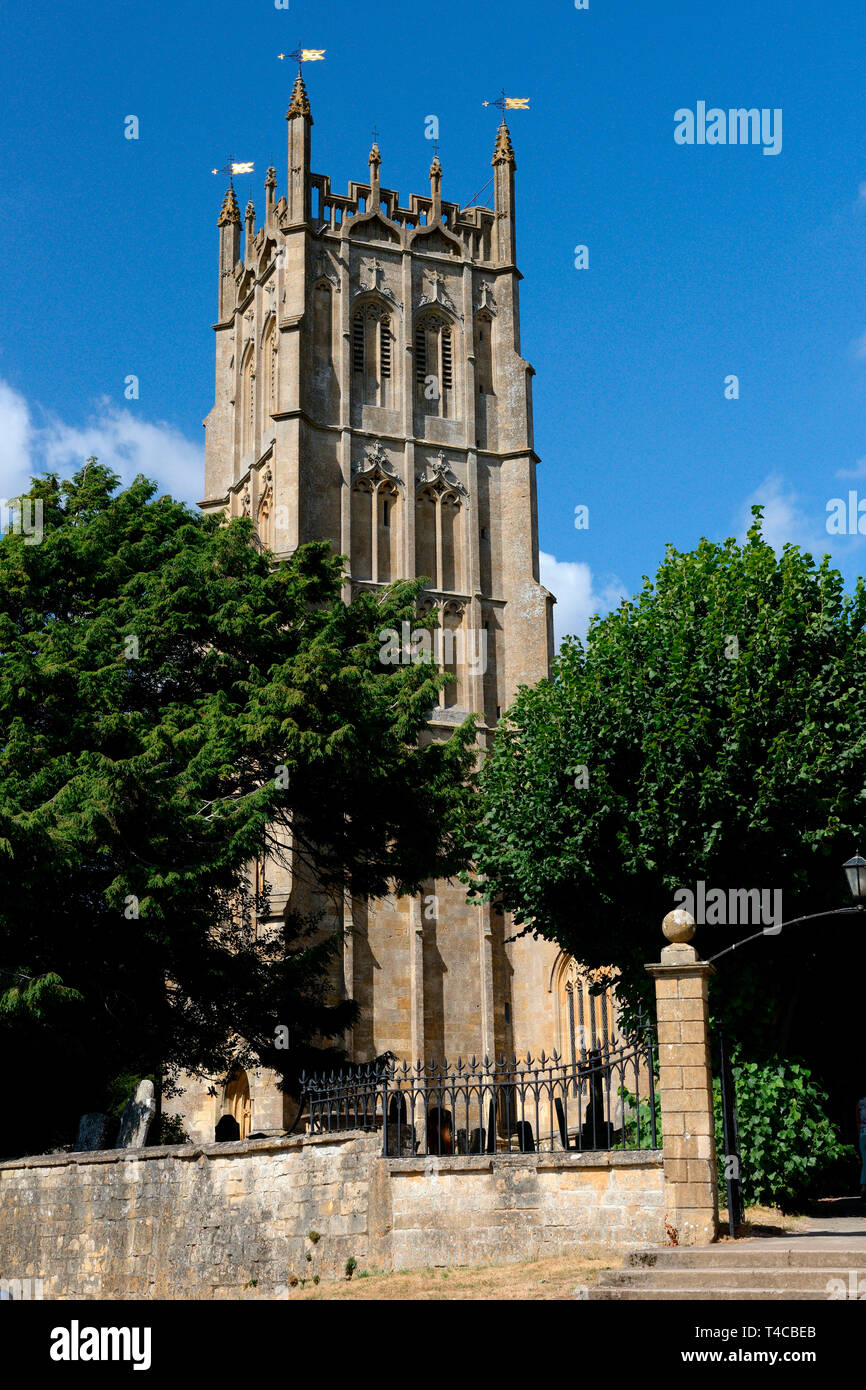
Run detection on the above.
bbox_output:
[0,1133,390,1299]
[0,1136,664,1299]
[388,1152,666,1269]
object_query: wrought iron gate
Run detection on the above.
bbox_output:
[716,1029,745,1236]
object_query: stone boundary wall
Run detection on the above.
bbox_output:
[387,1151,665,1269]
[0,1135,664,1299]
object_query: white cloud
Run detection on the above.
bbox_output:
[739,474,835,557]
[0,377,203,506]
[851,330,866,360]
[835,457,866,479]
[0,379,35,501]
[540,551,627,648]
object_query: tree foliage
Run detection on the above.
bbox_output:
[0,463,475,1153]
[714,1052,852,1211]
[467,514,866,1095]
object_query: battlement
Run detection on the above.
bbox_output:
[307,170,494,245]
[217,72,513,292]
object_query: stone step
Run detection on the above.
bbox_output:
[629,1246,866,1269]
[589,1286,837,1301]
[599,1266,861,1292]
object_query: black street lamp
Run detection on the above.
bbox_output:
[843,854,866,905]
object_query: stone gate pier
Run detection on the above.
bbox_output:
[646,909,719,1245]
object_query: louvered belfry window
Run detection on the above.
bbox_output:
[441,329,452,391]
[352,314,365,374]
[415,313,455,417]
[352,306,391,406]
[414,326,427,383]
[380,318,391,379]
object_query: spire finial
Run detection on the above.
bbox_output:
[429,137,442,180]
[287,69,311,119]
[217,184,241,228]
[482,89,527,167]
[279,43,324,111]
[492,118,515,167]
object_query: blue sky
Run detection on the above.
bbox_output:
[2,0,866,640]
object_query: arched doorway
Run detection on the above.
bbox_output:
[224,1066,252,1139]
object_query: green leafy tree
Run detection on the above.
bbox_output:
[0,463,475,1154]
[714,1053,852,1211]
[467,514,866,1133]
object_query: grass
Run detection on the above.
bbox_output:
[284,1250,621,1300]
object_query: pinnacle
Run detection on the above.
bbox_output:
[217,184,241,228]
[491,118,515,166]
[286,71,311,119]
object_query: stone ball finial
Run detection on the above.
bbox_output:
[662,908,696,943]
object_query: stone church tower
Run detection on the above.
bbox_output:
[177,76,577,1140]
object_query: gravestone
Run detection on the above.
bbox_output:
[514,1120,535,1153]
[116,1080,156,1149]
[426,1106,454,1156]
[214,1113,241,1142]
[75,1113,110,1152]
[385,1122,417,1155]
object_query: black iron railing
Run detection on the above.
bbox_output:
[299,1024,658,1157]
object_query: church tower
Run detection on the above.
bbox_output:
[194,76,563,1136]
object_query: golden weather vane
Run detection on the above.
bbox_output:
[211,158,254,181]
[277,43,326,74]
[482,89,530,112]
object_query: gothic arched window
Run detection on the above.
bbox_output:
[241,344,255,456]
[414,460,466,594]
[351,471,400,584]
[415,312,455,417]
[351,478,374,581]
[262,316,278,417]
[440,600,464,708]
[352,303,392,407]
